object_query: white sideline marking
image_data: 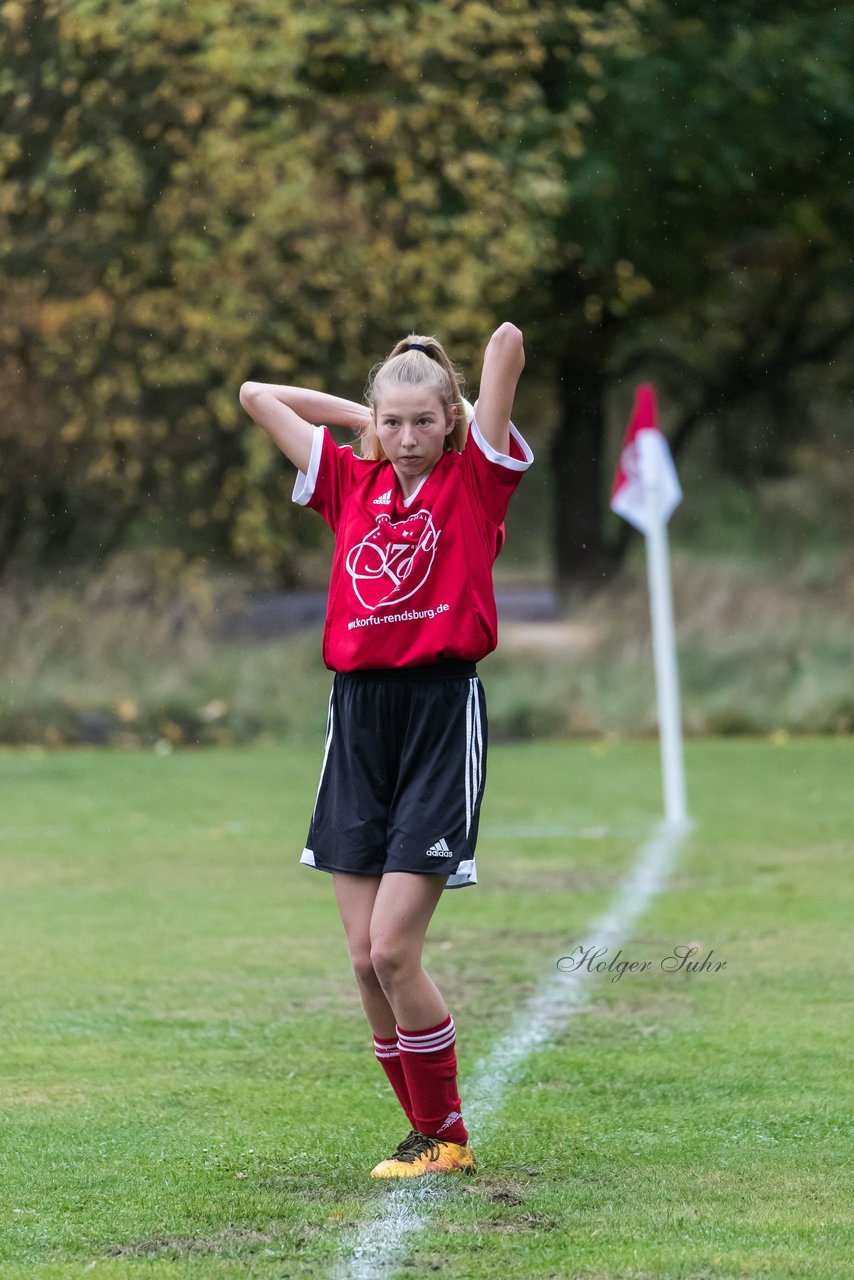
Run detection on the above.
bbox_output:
[330,819,693,1280]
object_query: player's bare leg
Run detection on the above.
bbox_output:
[333,870,422,1134]
[368,870,475,1177]
[368,870,449,1029]
[332,871,396,1038]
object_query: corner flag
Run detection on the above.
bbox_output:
[610,384,682,533]
[610,383,688,828]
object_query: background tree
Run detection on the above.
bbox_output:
[1,0,852,599]
[521,0,854,601]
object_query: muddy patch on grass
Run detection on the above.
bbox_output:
[491,1211,558,1232]
[449,1172,560,1234]
[441,1213,558,1233]
[105,1227,278,1258]
[479,1180,527,1206]
[456,1174,543,1205]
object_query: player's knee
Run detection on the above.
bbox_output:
[351,950,380,990]
[369,940,411,989]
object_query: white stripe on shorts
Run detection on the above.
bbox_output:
[311,687,335,815]
[446,856,477,888]
[464,681,473,838]
[472,678,483,824]
[465,677,483,839]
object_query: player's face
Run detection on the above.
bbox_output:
[374,386,455,486]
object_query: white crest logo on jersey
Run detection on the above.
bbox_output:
[372,488,392,506]
[345,510,440,611]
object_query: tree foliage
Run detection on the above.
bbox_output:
[1,0,852,591]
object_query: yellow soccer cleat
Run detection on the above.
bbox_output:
[370,1129,477,1178]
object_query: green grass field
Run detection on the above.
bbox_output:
[1,738,851,1279]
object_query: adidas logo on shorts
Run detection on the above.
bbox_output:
[425,837,453,858]
[372,488,392,506]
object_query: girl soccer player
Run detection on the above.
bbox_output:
[239,323,531,1177]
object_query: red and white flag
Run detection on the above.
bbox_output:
[610,384,682,533]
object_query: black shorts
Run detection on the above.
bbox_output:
[300,660,486,890]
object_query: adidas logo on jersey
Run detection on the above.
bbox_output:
[372,488,392,506]
[425,837,453,858]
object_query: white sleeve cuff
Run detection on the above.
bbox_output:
[470,415,534,471]
[292,425,324,505]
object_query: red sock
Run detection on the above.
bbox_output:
[373,1034,416,1129]
[396,1014,469,1145]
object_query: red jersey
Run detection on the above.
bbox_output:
[293,416,533,671]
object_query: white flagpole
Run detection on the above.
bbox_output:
[637,430,688,826]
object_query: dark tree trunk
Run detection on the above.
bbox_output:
[551,355,628,611]
[0,490,27,576]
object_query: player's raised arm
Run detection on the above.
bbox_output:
[238,383,370,475]
[473,323,525,457]
[257,385,371,432]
